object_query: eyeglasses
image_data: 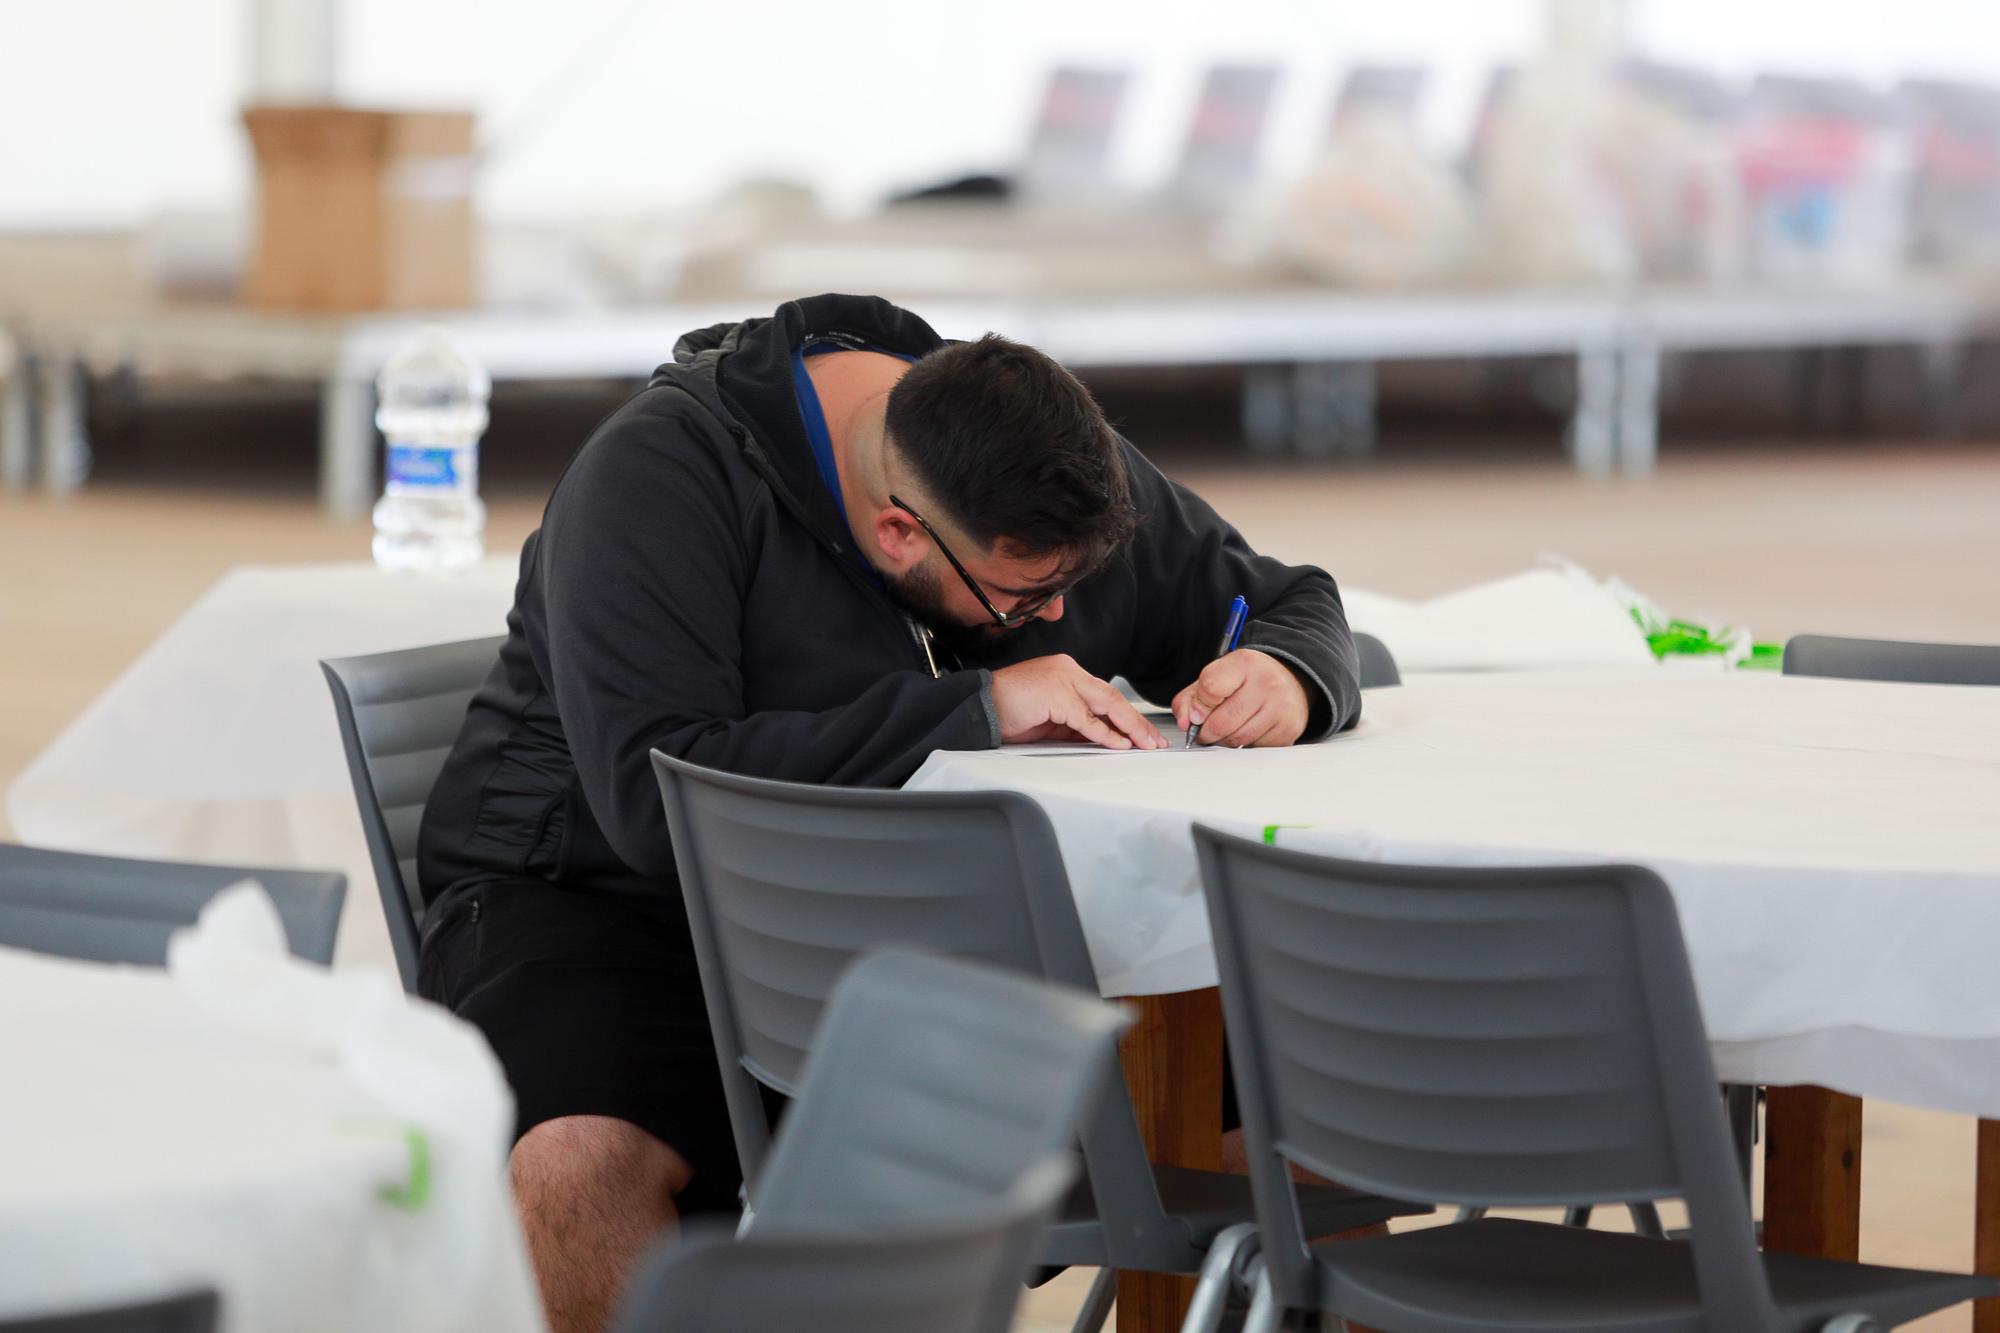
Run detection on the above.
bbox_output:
[889,494,1068,628]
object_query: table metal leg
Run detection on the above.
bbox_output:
[321,374,377,521]
[1332,361,1378,460]
[1290,362,1340,459]
[1920,339,1968,441]
[1242,365,1292,457]
[1117,988,1226,1333]
[1975,1120,2000,1333]
[1290,362,1378,460]
[1616,342,1661,475]
[1762,1085,1862,1261]
[0,357,30,492]
[1569,345,1618,476]
[36,355,90,494]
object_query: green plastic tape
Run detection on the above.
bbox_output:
[338,1121,433,1212]
[380,1128,432,1211]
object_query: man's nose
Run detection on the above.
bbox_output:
[1033,595,1065,624]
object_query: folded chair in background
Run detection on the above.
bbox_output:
[0,843,342,965]
[1353,631,1401,689]
[1192,825,2000,1333]
[652,752,1427,1333]
[1,1287,218,1333]
[320,635,503,991]
[612,950,1117,1333]
[1783,634,2000,686]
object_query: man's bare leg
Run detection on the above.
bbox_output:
[511,1114,693,1333]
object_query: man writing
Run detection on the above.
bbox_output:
[417,293,1361,1331]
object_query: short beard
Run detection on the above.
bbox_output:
[883,559,1013,659]
[883,558,954,627]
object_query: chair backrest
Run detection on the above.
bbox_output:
[1783,633,2000,686]
[612,1160,1074,1333]
[1353,631,1401,688]
[0,843,343,966]
[2,1288,217,1333]
[650,751,1188,1258]
[750,951,1126,1229]
[1191,825,1773,1326]
[320,636,503,990]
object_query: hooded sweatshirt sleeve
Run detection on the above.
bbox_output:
[1117,440,1361,740]
[534,403,996,878]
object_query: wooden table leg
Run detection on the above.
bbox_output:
[1115,988,1225,1333]
[1762,1085,1863,1260]
[1975,1120,2000,1333]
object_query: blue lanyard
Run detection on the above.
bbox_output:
[790,340,918,584]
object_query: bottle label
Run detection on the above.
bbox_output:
[387,444,459,489]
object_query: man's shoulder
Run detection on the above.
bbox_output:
[557,381,756,505]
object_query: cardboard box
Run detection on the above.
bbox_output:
[242,105,476,312]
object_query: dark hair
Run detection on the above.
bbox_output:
[884,334,1139,582]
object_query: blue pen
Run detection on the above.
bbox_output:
[1185,594,1250,748]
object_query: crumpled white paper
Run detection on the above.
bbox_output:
[1341,559,1658,673]
[164,882,538,1333]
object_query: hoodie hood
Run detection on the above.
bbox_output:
[647,294,947,558]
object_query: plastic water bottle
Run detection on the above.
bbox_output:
[372,327,490,571]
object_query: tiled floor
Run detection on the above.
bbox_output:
[3,440,1995,1330]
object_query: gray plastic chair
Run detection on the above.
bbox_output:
[612,950,1113,1333]
[0,843,343,965]
[745,952,1125,1232]
[1353,631,1400,689]
[763,951,1121,1333]
[651,752,1427,1333]
[1191,824,2000,1333]
[321,636,503,991]
[2,1288,217,1332]
[1783,634,2000,686]
[613,1166,1074,1333]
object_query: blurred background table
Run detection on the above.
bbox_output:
[3,560,517,972]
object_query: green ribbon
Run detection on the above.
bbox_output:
[1627,609,1780,671]
[1740,643,1784,671]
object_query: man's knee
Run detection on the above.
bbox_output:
[510,1114,693,1220]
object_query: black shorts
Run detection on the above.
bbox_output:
[417,877,744,1217]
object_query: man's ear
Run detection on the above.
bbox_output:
[870,506,926,570]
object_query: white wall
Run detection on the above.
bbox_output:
[1,0,1997,229]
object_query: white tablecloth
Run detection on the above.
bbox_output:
[0,887,544,1332]
[4,555,1650,973]
[906,670,2000,1118]
[6,560,518,970]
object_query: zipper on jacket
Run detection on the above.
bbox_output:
[907,616,941,679]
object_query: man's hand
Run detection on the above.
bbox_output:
[990,655,1169,750]
[1172,649,1310,748]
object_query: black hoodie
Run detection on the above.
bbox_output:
[417,294,1360,914]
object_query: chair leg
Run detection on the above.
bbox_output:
[1627,1202,1666,1239]
[1725,1082,1760,1205]
[1068,1266,1117,1333]
[1241,1265,1283,1333]
[1452,1205,1487,1224]
[1180,1222,1258,1333]
[1563,1205,1594,1228]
